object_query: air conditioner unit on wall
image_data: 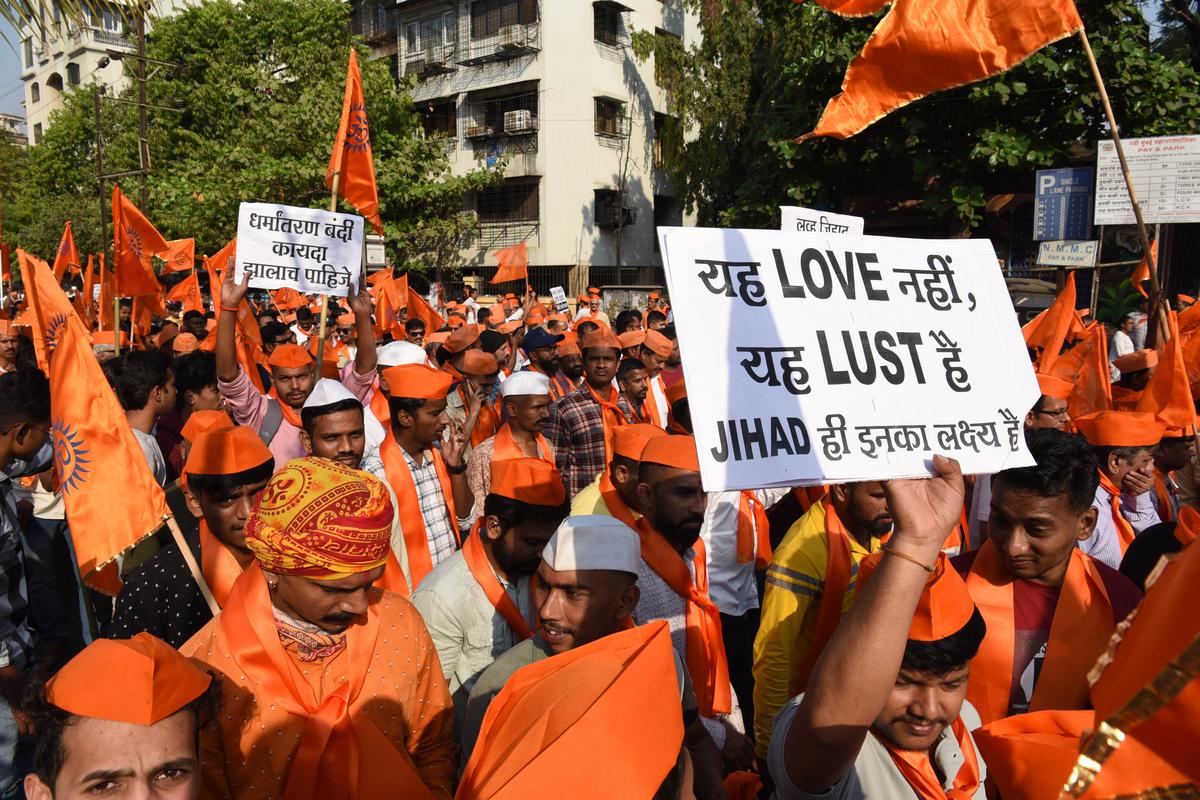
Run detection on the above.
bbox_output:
[498,25,526,49]
[504,109,534,133]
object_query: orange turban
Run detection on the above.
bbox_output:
[180,409,231,444]
[1074,411,1167,448]
[580,327,621,353]
[445,323,481,353]
[1035,372,1074,401]
[267,343,314,369]
[490,458,567,507]
[383,363,454,400]
[856,551,976,642]
[46,633,211,726]
[642,329,673,359]
[640,434,700,472]
[613,424,668,461]
[172,333,200,354]
[245,457,394,580]
[665,379,688,407]
[618,330,647,350]
[548,313,568,325]
[461,350,499,376]
[1113,349,1158,373]
[185,426,272,477]
[458,620,684,800]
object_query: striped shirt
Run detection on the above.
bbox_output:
[544,383,634,499]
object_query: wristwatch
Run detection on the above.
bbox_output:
[445,460,468,475]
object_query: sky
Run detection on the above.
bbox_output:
[0,20,24,117]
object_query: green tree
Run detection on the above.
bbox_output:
[634,0,1200,231]
[7,0,496,277]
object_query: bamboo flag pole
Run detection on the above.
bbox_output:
[114,296,122,356]
[315,171,341,369]
[166,515,220,615]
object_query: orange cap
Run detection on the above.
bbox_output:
[581,327,621,353]
[185,426,273,477]
[1177,294,1195,304]
[587,286,601,296]
[557,338,580,357]
[648,292,661,300]
[498,320,522,335]
[445,323,482,353]
[172,333,200,354]
[640,434,700,472]
[266,343,313,369]
[613,424,668,461]
[618,330,647,349]
[490,458,567,507]
[446,315,466,329]
[426,331,450,344]
[1035,372,1073,401]
[155,325,179,349]
[45,633,211,726]
[856,551,976,642]
[665,379,688,407]
[1113,349,1158,373]
[335,313,354,327]
[1074,411,1167,447]
[461,350,499,376]
[0,320,12,335]
[383,363,454,400]
[548,313,568,324]
[180,410,232,444]
[527,307,547,324]
[642,329,673,358]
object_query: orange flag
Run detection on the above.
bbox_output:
[1025,273,1077,371]
[75,255,96,321]
[326,49,382,233]
[1137,311,1195,431]
[52,221,80,281]
[1131,239,1157,299]
[18,249,168,590]
[271,287,304,311]
[407,284,444,333]
[112,185,169,297]
[98,255,115,331]
[491,242,528,285]
[160,238,195,273]
[168,272,204,313]
[1048,323,1112,419]
[16,251,57,371]
[207,236,237,276]
[800,0,1084,140]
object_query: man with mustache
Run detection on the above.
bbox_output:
[466,371,556,511]
[412,458,568,729]
[183,457,456,799]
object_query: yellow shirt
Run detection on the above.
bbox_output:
[569,475,643,522]
[751,499,881,757]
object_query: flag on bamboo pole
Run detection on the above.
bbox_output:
[74,255,96,320]
[326,49,382,233]
[52,222,80,281]
[272,287,304,311]
[98,255,115,330]
[1137,311,1194,432]
[491,242,528,285]
[1130,239,1158,299]
[112,185,169,296]
[1048,322,1112,419]
[160,238,195,273]
[407,284,444,333]
[798,0,1084,140]
[18,249,168,592]
[168,271,204,313]
[16,250,55,371]
[1025,273,1077,371]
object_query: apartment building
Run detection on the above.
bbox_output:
[389,0,697,291]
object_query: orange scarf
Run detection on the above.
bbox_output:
[585,382,629,467]
[527,365,566,402]
[460,387,501,447]
[219,563,436,800]
[965,541,1115,725]
[735,491,772,569]
[790,497,854,695]
[462,523,534,640]
[641,374,665,429]
[369,385,390,427]
[1097,471,1137,553]
[268,387,304,429]
[1153,469,1175,522]
[380,432,459,587]
[634,518,731,717]
[493,422,554,465]
[598,469,639,528]
[199,521,246,608]
[874,716,981,799]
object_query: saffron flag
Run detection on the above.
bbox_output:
[16,250,56,371]
[795,0,885,16]
[272,287,304,311]
[53,222,80,281]
[17,249,168,591]
[1048,322,1112,419]
[112,185,169,297]
[1138,311,1196,431]
[1025,273,1077,371]
[160,238,195,273]
[98,255,116,331]
[168,271,204,313]
[1131,239,1157,299]
[800,0,1084,140]
[326,49,382,233]
[491,242,528,285]
[76,255,96,321]
[407,284,445,333]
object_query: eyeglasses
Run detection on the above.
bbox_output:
[1036,408,1070,420]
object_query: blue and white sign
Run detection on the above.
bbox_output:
[1035,168,1094,241]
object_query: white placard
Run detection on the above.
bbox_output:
[1037,240,1099,268]
[1094,135,1200,225]
[549,285,570,315]
[780,206,865,236]
[234,202,363,297]
[658,226,1038,491]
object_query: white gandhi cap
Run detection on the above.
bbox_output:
[541,515,641,576]
[501,370,551,398]
[377,341,428,368]
[301,378,358,410]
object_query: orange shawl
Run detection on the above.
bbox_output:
[584,382,629,468]
[268,386,304,429]
[874,716,981,799]
[964,541,1115,725]
[1153,469,1175,522]
[789,497,854,696]
[641,374,666,429]
[462,523,534,640]
[735,491,772,569]
[634,518,731,717]
[459,387,500,447]
[380,432,459,587]
[492,422,554,465]
[369,385,390,427]
[199,521,245,607]
[598,469,639,529]
[1097,471,1137,553]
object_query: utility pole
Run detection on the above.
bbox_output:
[136,11,149,208]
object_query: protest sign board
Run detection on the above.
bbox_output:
[780,206,864,236]
[1034,168,1093,240]
[234,203,363,298]
[550,285,570,315]
[1095,135,1200,225]
[658,227,1038,491]
[1037,240,1098,268]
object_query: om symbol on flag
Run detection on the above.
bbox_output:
[345,102,371,154]
[52,419,91,495]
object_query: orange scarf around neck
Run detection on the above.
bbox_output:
[735,491,772,569]
[380,432,459,587]
[585,382,629,467]
[493,422,554,465]
[789,497,855,696]
[268,387,304,429]
[1097,471,1136,553]
[462,522,534,640]
[874,716,981,799]
[199,521,246,608]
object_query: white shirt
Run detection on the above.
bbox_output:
[1109,329,1134,361]
[131,428,167,487]
[1082,482,1159,570]
[463,297,480,324]
[648,374,669,428]
[290,324,309,347]
[700,487,789,617]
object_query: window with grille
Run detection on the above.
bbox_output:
[594,97,625,137]
[466,85,538,136]
[593,4,621,47]
[420,99,458,138]
[67,62,80,86]
[477,178,540,223]
[470,0,537,39]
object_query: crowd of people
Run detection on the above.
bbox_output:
[0,265,1195,800]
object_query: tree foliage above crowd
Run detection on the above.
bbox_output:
[5,0,496,274]
[634,0,1200,232]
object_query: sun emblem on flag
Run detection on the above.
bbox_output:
[57,238,71,258]
[345,102,371,154]
[45,314,68,357]
[52,419,91,496]
[124,224,144,261]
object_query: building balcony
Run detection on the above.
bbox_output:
[458,22,540,67]
[63,26,133,57]
[403,45,459,79]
